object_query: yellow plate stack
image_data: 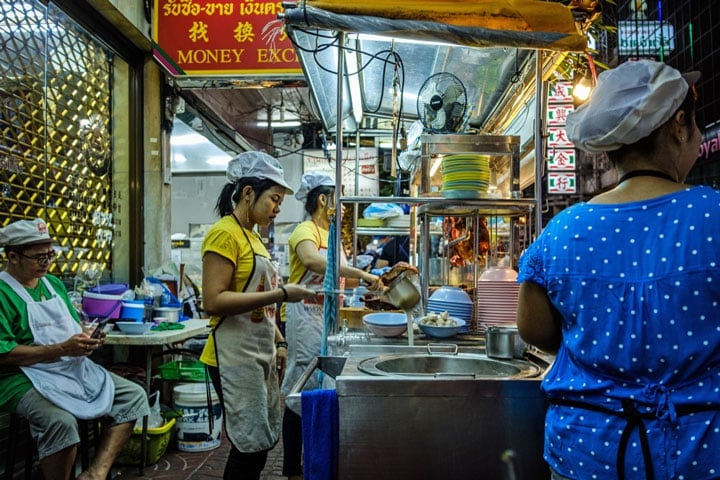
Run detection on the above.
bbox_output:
[441,154,490,199]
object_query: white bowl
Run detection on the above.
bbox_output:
[115,321,152,335]
[363,312,408,337]
[479,267,518,282]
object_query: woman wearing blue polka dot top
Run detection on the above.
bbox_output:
[517,60,719,480]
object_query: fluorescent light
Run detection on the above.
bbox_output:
[429,155,443,177]
[207,155,232,166]
[171,130,210,146]
[257,120,302,128]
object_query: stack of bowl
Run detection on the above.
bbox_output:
[475,267,519,333]
[426,286,473,332]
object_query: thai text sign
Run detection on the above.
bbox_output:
[618,20,675,56]
[153,0,302,76]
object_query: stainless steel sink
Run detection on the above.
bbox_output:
[357,353,541,378]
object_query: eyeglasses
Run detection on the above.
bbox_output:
[19,250,57,265]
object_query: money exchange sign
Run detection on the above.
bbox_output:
[153,0,302,76]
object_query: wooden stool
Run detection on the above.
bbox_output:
[3,413,108,480]
[3,413,33,480]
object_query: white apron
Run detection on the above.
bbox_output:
[281,227,345,396]
[213,229,281,452]
[0,272,114,419]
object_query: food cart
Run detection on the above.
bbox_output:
[280,1,593,477]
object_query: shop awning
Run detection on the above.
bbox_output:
[282,0,587,52]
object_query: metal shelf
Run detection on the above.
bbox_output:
[356,227,443,236]
[356,227,411,236]
[417,198,535,217]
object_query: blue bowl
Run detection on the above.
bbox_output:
[429,287,473,304]
[417,318,466,338]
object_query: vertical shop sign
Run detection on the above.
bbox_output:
[548,172,576,194]
[548,81,573,103]
[153,0,302,76]
[547,148,575,171]
[546,80,577,191]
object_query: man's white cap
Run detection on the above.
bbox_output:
[295,171,335,201]
[0,218,53,247]
[226,151,293,194]
[567,60,700,153]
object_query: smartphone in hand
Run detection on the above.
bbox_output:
[90,318,112,338]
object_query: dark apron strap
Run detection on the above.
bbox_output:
[550,397,720,480]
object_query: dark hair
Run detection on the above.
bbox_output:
[214,178,281,217]
[304,185,335,216]
[3,245,24,255]
[607,86,698,165]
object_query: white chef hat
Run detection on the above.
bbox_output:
[566,60,700,153]
[226,151,293,194]
[0,218,53,247]
[295,171,335,201]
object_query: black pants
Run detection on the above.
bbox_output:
[208,365,271,480]
[282,406,303,476]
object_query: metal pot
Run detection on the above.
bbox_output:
[485,326,526,359]
[384,271,421,310]
[154,306,181,323]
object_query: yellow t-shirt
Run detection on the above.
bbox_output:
[199,216,270,367]
[280,220,326,322]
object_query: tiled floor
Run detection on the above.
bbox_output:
[112,432,287,480]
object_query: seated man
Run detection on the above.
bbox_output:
[0,219,149,480]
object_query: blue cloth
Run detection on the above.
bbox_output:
[322,217,338,357]
[301,389,338,480]
[518,186,720,479]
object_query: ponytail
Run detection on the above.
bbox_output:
[214,178,283,217]
[214,183,238,217]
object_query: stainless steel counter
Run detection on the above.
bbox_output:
[315,337,552,480]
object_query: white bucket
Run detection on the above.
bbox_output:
[173,383,223,452]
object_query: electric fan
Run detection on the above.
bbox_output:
[416,72,468,133]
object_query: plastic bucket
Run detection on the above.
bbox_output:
[82,291,123,319]
[87,283,129,295]
[173,383,222,452]
[120,301,146,322]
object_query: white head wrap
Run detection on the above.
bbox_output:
[295,171,335,201]
[566,60,700,153]
[226,151,293,194]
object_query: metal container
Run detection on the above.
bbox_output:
[485,326,526,359]
[154,306,181,323]
[384,271,421,310]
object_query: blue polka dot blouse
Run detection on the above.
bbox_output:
[518,186,720,480]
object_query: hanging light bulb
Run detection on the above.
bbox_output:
[573,70,594,103]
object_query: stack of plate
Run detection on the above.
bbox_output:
[426,286,473,332]
[475,279,519,332]
[441,154,490,199]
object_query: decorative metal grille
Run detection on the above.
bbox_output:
[0,0,114,281]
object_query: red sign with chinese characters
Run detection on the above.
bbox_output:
[152,0,302,76]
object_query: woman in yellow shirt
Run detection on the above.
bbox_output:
[280,172,382,479]
[200,152,315,480]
